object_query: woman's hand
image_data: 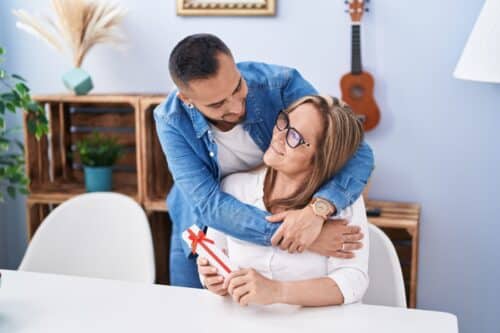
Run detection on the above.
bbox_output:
[223,268,282,306]
[197,257,228,296]
[267,205,324,253]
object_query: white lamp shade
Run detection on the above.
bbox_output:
[454,0,500,83]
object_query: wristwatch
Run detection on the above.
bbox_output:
[310,197,335,220]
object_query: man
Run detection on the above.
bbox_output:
[154,34,374,288]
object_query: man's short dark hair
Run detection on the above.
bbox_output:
[169,34,233,89]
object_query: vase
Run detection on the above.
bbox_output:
[83,166,112,192]
[62,67,94,95]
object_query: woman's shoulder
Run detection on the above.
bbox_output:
[221,166,267,204]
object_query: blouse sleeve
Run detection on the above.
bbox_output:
[327,197,370,304]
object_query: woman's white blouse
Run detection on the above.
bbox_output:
[206,167,370,304]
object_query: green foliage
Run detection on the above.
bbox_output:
[76,132,124,167]
[0,46,48,202]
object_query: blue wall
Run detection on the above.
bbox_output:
[1,1,499,332]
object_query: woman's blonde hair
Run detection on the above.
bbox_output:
[264,95,364,212]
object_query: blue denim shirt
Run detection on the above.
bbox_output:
[154,62,374,256]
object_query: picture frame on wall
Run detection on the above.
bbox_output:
[176,0,276,16]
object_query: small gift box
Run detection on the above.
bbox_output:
[182,224,236,278]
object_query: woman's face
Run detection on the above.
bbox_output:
[263,103,324,177]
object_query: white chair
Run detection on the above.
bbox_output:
[363,224,407,307]
[19,192,155,283]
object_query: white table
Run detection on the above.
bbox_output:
[0,269,457,333]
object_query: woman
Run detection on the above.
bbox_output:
[197,95,369,307]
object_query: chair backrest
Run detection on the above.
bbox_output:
[363,224,407,307]
[19,192,155,283]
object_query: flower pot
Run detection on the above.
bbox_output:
[83,166,112,192]
[62,67,94,95]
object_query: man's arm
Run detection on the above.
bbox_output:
[315,141,374,214]
[155,113,278,246]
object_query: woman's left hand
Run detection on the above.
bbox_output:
[223,268,282,306]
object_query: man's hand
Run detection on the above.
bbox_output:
[308,220,363,258]
[267,205,324,253]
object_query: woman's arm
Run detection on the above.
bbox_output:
[277,278,344,306]
[226,197,369,307]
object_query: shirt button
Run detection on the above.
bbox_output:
[209,152,215,157]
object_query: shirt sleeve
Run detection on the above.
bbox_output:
[316,141,374,215]
[155,113,279,246]
[327,197,370,304]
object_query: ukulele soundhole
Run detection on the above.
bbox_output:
[350,85,365,100]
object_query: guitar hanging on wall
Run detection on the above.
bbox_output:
[340,0,380,131]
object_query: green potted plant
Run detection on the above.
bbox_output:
[75,133,123,192]
[0,46,48,202]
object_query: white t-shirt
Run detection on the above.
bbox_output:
[209,124,263,177]
[206,167,370,305]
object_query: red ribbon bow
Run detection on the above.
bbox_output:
[188,229,214,254]
[187,228,232,274]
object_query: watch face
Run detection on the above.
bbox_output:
[315,201,329,215]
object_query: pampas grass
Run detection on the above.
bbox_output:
[13,0,127,68]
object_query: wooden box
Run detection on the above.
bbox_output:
[138,96,171,212]
[24,95,143,204]
[367,200,420,308]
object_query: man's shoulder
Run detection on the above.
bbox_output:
[153,90,189,125]
[237,61,296,87]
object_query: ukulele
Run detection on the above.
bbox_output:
[340,0,380,131]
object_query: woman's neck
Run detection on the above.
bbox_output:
[268,169,310,203]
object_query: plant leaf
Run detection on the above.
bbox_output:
[7,185,16,199]
[15,82,29,95]
[12,74,27,82]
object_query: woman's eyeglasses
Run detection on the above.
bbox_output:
[275,111,310,149]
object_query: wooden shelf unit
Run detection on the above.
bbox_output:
[138,96,172,212]
[25,94,143,206]
[366,199,420,308]
[23,94,420,308]
[23,94,171,285]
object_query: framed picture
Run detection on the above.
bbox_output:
[177,0,276,16]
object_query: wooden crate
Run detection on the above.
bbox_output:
[24,95,143,204]
[25,202,57,239]
[367,199,420,308]
[138,96,171,212]
[146,210,172,285]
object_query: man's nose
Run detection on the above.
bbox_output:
[228,96,244,114]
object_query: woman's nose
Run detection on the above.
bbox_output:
[275,129,286,143]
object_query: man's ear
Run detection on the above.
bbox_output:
[177,92,191,105]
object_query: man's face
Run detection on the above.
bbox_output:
[179,53,248,128]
